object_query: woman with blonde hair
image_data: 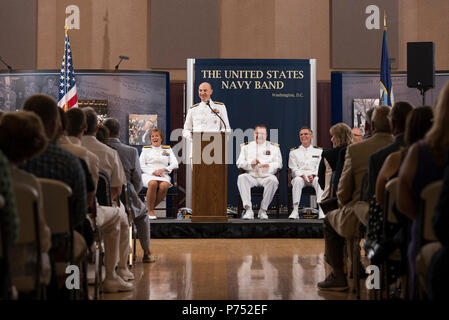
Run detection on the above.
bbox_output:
[318,122,353,201]
[139,128,178,219]
[397,81,449,297]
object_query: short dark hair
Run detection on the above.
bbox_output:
[299,126,312,134]
[96,124,110,144]
[254,124,268,131]
[83,107,98,134]
[66,107,86,136]
[391,101,414,133]
[22,94,59,133]
[0,111,48,163]
[103,118,121,137]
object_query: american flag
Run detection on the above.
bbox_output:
[58,27,78,110]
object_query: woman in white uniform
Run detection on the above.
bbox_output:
[139,128,178,219]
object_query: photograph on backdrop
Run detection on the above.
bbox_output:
[128,114,158,145]
[352,98,379,132]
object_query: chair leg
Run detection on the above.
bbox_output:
[238,195,243,218]
[173,194,179,219]
[276,193,280,218]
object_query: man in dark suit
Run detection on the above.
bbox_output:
[365,101,413,200]
[103,118,155,263]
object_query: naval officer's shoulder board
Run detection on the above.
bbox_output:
[161,145,171,149]
[214,101,224,105]
[190,103,200,109]
[270,142,280,147]
[290,146,299,151]
[143,145,152,148]
[240,142,248,147]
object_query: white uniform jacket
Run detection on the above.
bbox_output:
[139,145,179,187]
[236,141,283,178]
[288,145,323,178]
[182,100,231,139]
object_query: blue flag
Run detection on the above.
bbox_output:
[380,28,394,106]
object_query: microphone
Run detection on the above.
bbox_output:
[114,55,130,71]
[206,100,227,132]
[0,55,13,72]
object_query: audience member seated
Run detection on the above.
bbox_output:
[139,128,178,220]
[318,122,353,201]
[397,81,449,298]
[366,106,433,289]
[21,94,89,259]
[103,118,155,263]
[428,146,449,300]
[351,127,363,143]
[0,150,18,249]
[0,111,52,292]
[366,101,413,200]
[317,106,393,291]
[363,102,414,258]
[96,124,110,145]
[56,107,97,227]
[288,126,323,219]
[81,107,135,292]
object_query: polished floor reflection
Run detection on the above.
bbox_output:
[99,239,354,300]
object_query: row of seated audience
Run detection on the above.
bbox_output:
[2,81,449,299]
[0,94,159,299]
[315,81,449,300]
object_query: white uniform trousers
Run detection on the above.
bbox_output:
[96,202,130,279]
[237,173,278,211]
[291,176,324,218]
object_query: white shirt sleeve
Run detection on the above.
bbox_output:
[183,108,193,140]
[165,148,179,173]
[236,144,252,171]
[288,150,303,178]
[268,145,282,174]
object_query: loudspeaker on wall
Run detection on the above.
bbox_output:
[407,42,435,89]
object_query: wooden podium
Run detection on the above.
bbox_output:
[191,131,228,222]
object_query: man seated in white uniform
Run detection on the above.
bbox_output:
[288,126,324,219]
[236,125,282,220]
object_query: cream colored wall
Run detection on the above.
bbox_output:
[37,0,147,70]
[36,0,449,81]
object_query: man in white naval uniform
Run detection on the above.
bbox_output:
[182,82,231,208]
[182,82,231,139]
[288,126,323,219]
[236,125,282,220]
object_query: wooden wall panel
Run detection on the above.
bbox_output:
[0,0,37,70]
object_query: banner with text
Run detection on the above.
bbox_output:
[194,59,312,206]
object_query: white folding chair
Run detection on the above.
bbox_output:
[11,183,43,299]
[38,178,88,299]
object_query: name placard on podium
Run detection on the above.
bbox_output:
[191,131,228,222]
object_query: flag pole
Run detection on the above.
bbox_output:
[64,25,69,111]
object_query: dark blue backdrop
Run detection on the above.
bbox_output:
[194,59,312,206]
